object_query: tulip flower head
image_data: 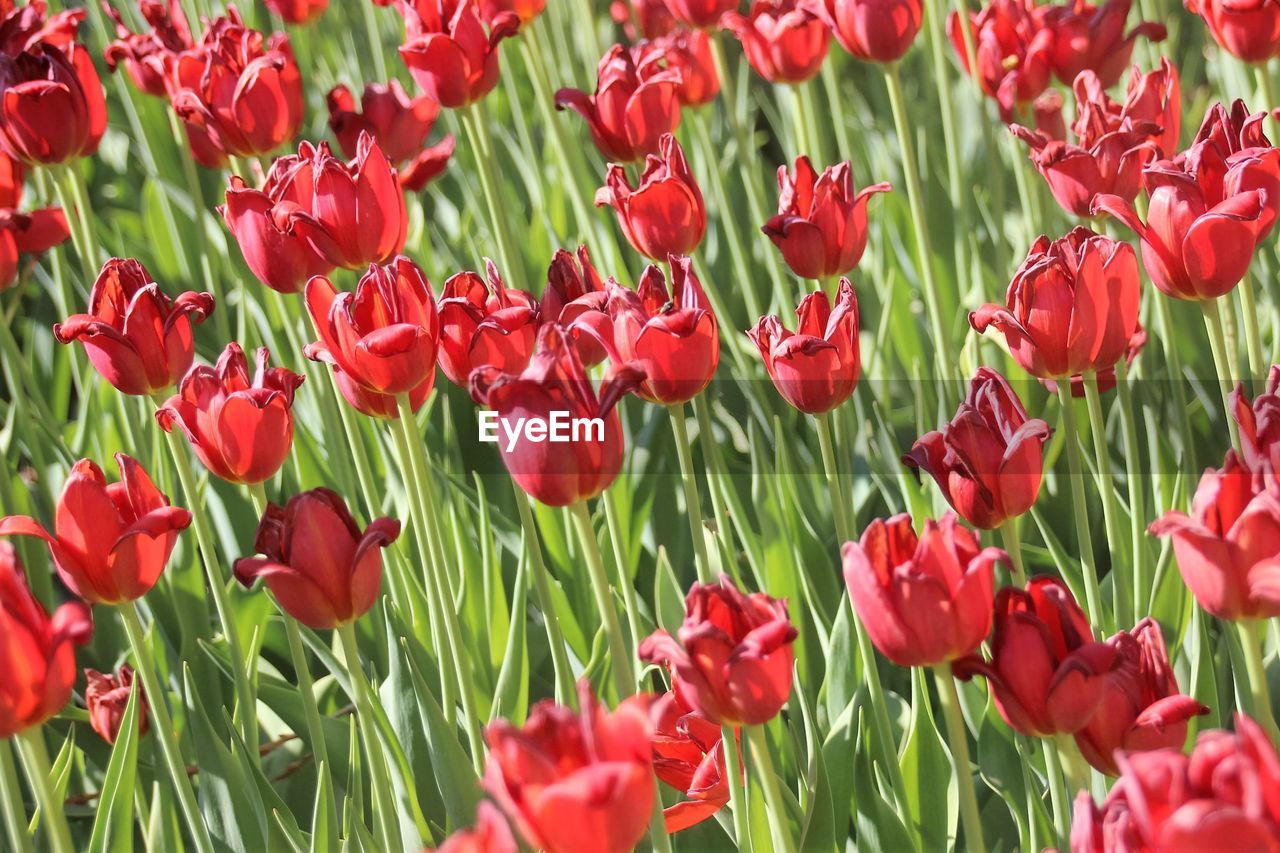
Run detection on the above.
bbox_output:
[948,0,1054,122]
[803,0,923,64]
[1187,99,1280,240]
[85,665,150,745]
[103,0,195,98]
[651,687,734,833]
[263,0,329,25]
[1231,365,1280,473]
[596,134,706,261]
[428,801,518,853]
[1185,0,1280,63]
[0,152,70,290]
[398,0,520,109]
[723,0,831,85]
[1040,0,1165,89]
[478,0,546,28]
[542,245,609,330]
[610,0,677,40]
[437,259,540,389]
[661,0,739,28]
[643,28,719,107]
[326,81,455,192]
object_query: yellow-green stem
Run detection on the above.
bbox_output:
[337,623,402,851]
[13,730,73,853]
[998,518,1026,585]
[1055,384,1106,630]
[568,500,636,697]
[1082,371,1129,628]
[1202,297,1243,453]
[513,485,576,707]
[932,666,987,853]
[1239,620,1280,743]
[670,404,714,583]
[0,739,32,853]
[746,725,797,853]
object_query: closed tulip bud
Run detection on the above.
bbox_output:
[484,683,655,853]
[661,0,739,28]
[0,454,191,605]
[556,44,682,162]
[326,82,455,193]
[264,0,328,25]
[234,489,400,629]
[1041,0,1165,89]
[0,542,92,739]
[645,29,719,107]
[639,576,797,726]
[437,260,539,388]
[156,344,305,485]
[1189,99,1280,239]
[904,368,1051,530]
[954,576,1118,736]
[54,258,215,396]
[610,0,677,40]
[428,802,518,853]
[85,666,149,745]
[0,35,106,166]
[723,0,831,84]
[762,156,890,280]
[1186,0,1280,63]
[1232,366,1280,472]
[103,0,194,99]
[0,207,70,291]
[596,134,706,261]
[651,688,734,833]
[747,280,860,414]
[842,513,1003,667]
[478,0,546,27]
[305,256,440,397]
[949,0,1054,122]
[804,0,923,64]
[398,0,519,109]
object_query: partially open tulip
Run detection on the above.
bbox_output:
[843,513,1003,667]
[478,0,546,28]
[398,0,519,108]
[234,489,400,630]
[1149,452,1280,621]
[54,258,215,396]
[264,0,328,25]
[955,576,1118,736]
[747,280,860,414]
[103,0,194,98]
[661,0,739,28]
[1231,365,1280,472]
[803,0,923,63]
[1040,0,1165,88]
[542,245,608,330]
[610,0,677,40]
[85,665,149,745]
[484,683,655,853]
[326,82,455,192]
[596,134,705,261]
[761,156,890,280]
[645,29,718,107]
[904,368,1051,530]
[949,0,1054,121]
[639,576,797,726]
[723,0,831,84]
[428,801,517,853]
[0,454,191,605]
[651,687,733,833]
[1188,99,1280,239]
[1120,59,1181,158]
[1185,0,1280,63]
[437,260,539,388]
[156,344,305,485]
[0,542,92,739]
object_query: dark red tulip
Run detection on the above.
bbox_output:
[954,576,1118,737]
[1232,365,1280,472]
[747,279,860,414]
[644,29,718,106]
[398,0,519,109]
[437,260,539,389]
[484,682,655,853]
[555,43,682,162]
[723,0,831,84]
[651,687,733,833]
[102,0,194,98]
[639,576,797,726]
[1185,0,1280,63]
[761,156,890,280]
[234,488,400,630]
[156,343,305,485]
[428,801,518,853]
[85,665,149,745]
[802,0,922,62]
[661,0,738,28]
[305,256,440,397]
[326,82,455,192]
[0,454,191,605]
[0,542,92,739]
[478,0,546,28]
[544,246,610,366]
[610,0,677,40]
[1188,99,1280,240]
[54,258,215,397]
[1040,0,1165,89]
[948,0,1054,122]
[264,0,329,25]
[904,368,1051,530]
[596,133,706,260]
[0,154,69,289]
[843,513,1002,667]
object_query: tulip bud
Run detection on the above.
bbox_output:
[904,368,1052,530]
[639,576,797,726]
[948,0,1054,122]
[1040,0,1165,89]
[804,0,923,64]
[609,0,677,40]
[651,688,734,833]
[723,0,831,84]
[54,258,215,397]
[484,682,655,853]
[103,0,195,99]
[644,29,719,107]
[398,0,519,108]
[0,454,191,605]
[234,489,400,629]
[1231,366,1280,473]
[1186,0,1280,63]
[596,134,706,261]
[263,0,329,24]
[326,82,455,193]
[661,0,739,28]
[544,246,610,366]
[85,666,150,745]
[555,44,682,162]
[437,260,540,389]
[427,801,518,853]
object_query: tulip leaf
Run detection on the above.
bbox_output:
[310,762,338,853]
[899,669,956,853]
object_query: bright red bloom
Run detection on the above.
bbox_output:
[478,0,545,27]
[398,0,519,109]
[651,687,733,833]
[954,576,1118,737]
[1188,99,1280,240]
[1232,365,1280,472]
[842,513,1002,667]
[544,246,610,366]
[904,368,1051,530]
[747,280,860,414]
[326,81,455,193]
[609,0,677,40]
[948,0,1054,122]
[802,0,921,62]
[437,260,539,388]
[555,43,682,162]
[234,488,400,630]
[264,0,329,24]
[723,0,831,84]
[102,0,193,98]
[156,343,305,485]
[1185,0,1280,63]
[1120,58,1182,158]
[305,256,440,397]
[0,454,191,605]
[639,576,797,726]
[645,29,718,106]
[0,542,92,739]
[661,0,738,28]
[54,258,215,397]
[428,802,517,853]
[1040,0,1165,88]
[85,665,149,745]
[762,156,890,280]
[596,134,705,260]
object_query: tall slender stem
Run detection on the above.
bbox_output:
[815,412,852,543]
[932,666,986,853]
[0,739,32,853]
[513,485,576,706]
[1055,384,1106,629]
[1239,620,1280,742]
[1054,734,1091,794]
[720,725,751,848]
[998,519,1026,585]
[337,623,402,851]
[568,500,636,697]
[1238,274,1268,385]
[670,404,714,583]
[359,0,389,81]
[746,725,798,853]
[1082,371,1129,628]
[602,490,646,655]
[462,103,520,282]
[1202,297,1244,452]
[13,730,73,853]
[1042,734,1070,837]
[692,394,744,584]
[1113,360,1148,625]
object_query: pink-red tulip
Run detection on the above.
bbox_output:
[661,0,738,28]
[645,29,718,107]
[1185,0,1280,63]
[264,0,328,25]
[610,0,677,40]
[803,0,923,63]
[949,0,1054,122]
[437,260,539,389]
[1120,59,1182,158]
[398,0,519,109]
[723,0,831,84]
[1040,0,1165,88]
[1232,365,1280,472]
[596,133,706,260]
[1188,99,1280,240]
[428,802,518,853]
[651,687,733,833]
[102,0,193,98]
[85,665,149,745]
[326,82,455,192]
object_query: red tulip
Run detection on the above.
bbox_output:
[747,279,860,414]
[904,368,1051,530]
[156,343,305,485]
[842,513,1003,667]
[0,154,69,288]
[639,576,797,726]
[437,260,539,388]
[0,454,191,605]
[102,0,194,98]
[54,258,215,397]
[1041,0,1165,89]
[1232,365,1280,472]
[326,81,455,192]
[470,324,643,506]
[264,0,329,25]
[660,0,738,28]
[1149,451,1280,621]
[398,0,519,109]
[478,0,546,27]
[596,134,706,260]
[948,0,1054,122]
[761,156,890,280]
[234,488,400,629]
[555,43,682,162]
[0,542,92,739]
[484,682,655,853]
[1185,0,1280,63]
[610,0,677,40]
[651,687,733,833]
[1188,99,1280,240]
[723,0,831,84]
[305,256,440,397]
[331,364,435,420]
[1119,59,1181,158]
[954,576,1118,737]
[644,29,719,107]
[428,802,518,853]
[85,665,149,745]
[801,0,922,62]
[544,246,610,366]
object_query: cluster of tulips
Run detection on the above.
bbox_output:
[8,0,1280,850]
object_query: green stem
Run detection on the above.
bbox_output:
[1257,62,1279,137]
[670,404,714,584]
[815,411,853,543]
[932,666,986,853]
[1055,384,1106,629]
[1082,371,1129,629]
[1239,620,1280,742]
[568,500,636,697]
[692,394,745,585]
[359,0,389,81]
[1238,273,1268,384]
[1054,734,1091,794]
[720,725,751,848]
[462,103,521,284]
[13,730,72,853]
[821,61,853,162]
[998,518,1026,585]
[746,726,797,853]
[602,490,646,659]
[337,623,402,852]
[0,739,31,853]
[1042,735,1070,837]
[1202,297,1244,453]
[513,485,576,707]
[1113,360,1147,625]
[1153,291,1196,485]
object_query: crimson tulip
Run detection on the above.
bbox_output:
[544,246,610,366]
[484,683,655,853]
[103,0,193,98]
[639,576,797,726]
[478,0,546,28]
[723,0,831,84]
[761,156,890,280]
[651,687,733,833]
[0,152,69,289]
[803,0,922,63]
[437,260,539,388]
[264,0,328,24]
[1041,0,1165,89]
[1232,365,1280,472]
[398,0,519,109]
[747,280,861,414]
[326,81,455,192]
[1188,99,1280,239]
[234,488,400,630]
[0,454,191,605]
[428,802,517,853]
[949,0,1054,121]
[1185,0,1280,63]
[645,29,718,107]
[596,134,706,260]
[54,258,215,397]
[85,665,149,745]
[610,0,677,40]
[661,0,738,28]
